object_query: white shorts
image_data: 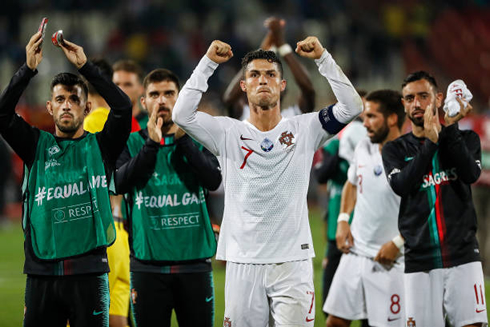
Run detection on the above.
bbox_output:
[224,260,315,327]
[405,261,488,327]
[323,253,405,326]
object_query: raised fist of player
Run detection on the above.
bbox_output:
[206,40,233,64]
[295,36,325,60]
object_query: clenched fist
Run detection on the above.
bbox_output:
[206,40,233,64]
[295,36,325,60]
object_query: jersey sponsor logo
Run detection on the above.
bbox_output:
[150,213,200,230]
[387,316,400,321]
[52,200,99,224]
[151,172,183,186]
[301,243,309,250]
[407,317,416,327]
[45,158,61,171]
[240,135,252,141]
[305,317,314,322]
[92,310,103,316]
[421,168,457,188]
[34,175,107,206]
[404,156,414,161]
[205,296,214,302]
[476,308,486,313]
[48,145,61,156]
[224,317,232,327]
[135,192,203,209]
[260,137,274,152]
[388,168,400,180]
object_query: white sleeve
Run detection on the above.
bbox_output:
[347,148,358,185]
[172,55,225,156]
[315,50,363,124]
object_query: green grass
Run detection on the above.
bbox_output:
[1,207,489,326]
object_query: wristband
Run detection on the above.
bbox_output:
[337,213,350,223]
[392,235,404,249]
[277,43,293,57]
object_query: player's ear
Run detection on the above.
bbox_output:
[84,102,92,116]
[46,101,53,116]
[436,92,443,109]
[280,79,286,92]
[240,80,247,92]
[140,96,147,110]
[388,113,397,128]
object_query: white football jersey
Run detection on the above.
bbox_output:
[173,52,362,263]
[348,137,402,259]
[338,120,366,164]
[240,104,302,121]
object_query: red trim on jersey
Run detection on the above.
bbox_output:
[434,182,449,266]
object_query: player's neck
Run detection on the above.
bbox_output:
[411,123,426,139]
[55,126,85,139]
[161,123,179,136]
[379,128,402,151]
[248,104,282,132]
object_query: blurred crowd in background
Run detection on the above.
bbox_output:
[1,0,490,241]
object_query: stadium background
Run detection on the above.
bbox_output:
[1,0,490,326]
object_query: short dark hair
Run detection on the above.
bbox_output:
[113,59,144,82]
[143,68,180,91]
[402,71,438,91]
[241,49,283,79]
[50,73,88,100]
[87,58,113,95]
[365,90,405,129]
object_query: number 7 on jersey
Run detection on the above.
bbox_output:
[240,146,254,169]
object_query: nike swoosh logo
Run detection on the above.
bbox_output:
[240,135,252,141]
[92,310,104,316]
[476,308,486,313]
[306,317,314,322]
[205,296,214,302]
[387,317,400,321]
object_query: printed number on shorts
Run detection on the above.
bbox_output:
[390,294,400,314]
[305,291,315,322]
[240,146,253,169]
[474,283,485,305]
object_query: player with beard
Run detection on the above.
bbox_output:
[114,68,221,327]
[382,71,487,326]
[172,37,363,326]
[324,90,406,326]
[0,32,131,326]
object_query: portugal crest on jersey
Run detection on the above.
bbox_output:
[407,317,416,327]
[279,130,296,151]
[224,317,232,327]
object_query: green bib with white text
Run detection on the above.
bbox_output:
[23,131,115,260]
[126,133,216,262]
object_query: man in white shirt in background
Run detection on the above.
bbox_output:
[324,90,406,327]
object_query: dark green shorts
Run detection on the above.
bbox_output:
[130,271,214,327]
[24,273,109,327]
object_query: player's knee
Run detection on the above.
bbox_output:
[326,315,350,327]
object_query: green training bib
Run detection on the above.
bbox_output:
[126,133,216,262]
[23,131,115,260]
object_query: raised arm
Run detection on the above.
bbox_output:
[267,18,315,113]
[296,36,363,135]
[0,32,44,166]
[172,40,233,156]
[58,39,132,167]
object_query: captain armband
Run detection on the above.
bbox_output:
[318,104,347,135]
